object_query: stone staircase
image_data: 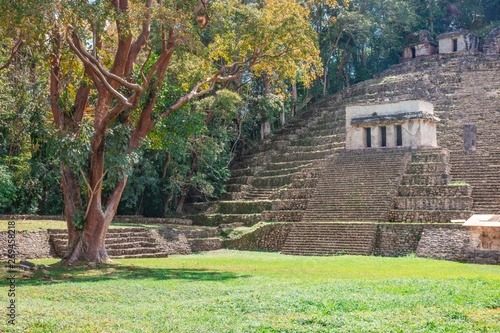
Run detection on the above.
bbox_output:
[189,104,346,225]
[48,227,169,259]
[281,223,377,256]
[449,150,500,214]
[302,150,411,222]
[389,149,474,222]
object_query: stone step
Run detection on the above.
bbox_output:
[401,173,450,186]
[226,176,253,185]
[269,150,333,164]
[271,199,309,211]
[408,162,449,174]
[281,223,377,256]
[251,171,319,188]
[302,151,410,222]
[215,200,272,215]
[51,236,153,245]
[265,160,317,171]
[275,188,315,200]
[224,184,251,193]
[110,252,169,259]
[230,167,255,178]
[190,213,261,226]
[288,179,319,189]
[221,192,244,201]
[261,210,305,222]
[290,135,344,147]
[258,166,321,178]
[48,227,169,259]
[412,151,449,163]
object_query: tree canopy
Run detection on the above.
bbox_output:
[0,0,323,262]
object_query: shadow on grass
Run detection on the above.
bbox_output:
[1,261,249,287]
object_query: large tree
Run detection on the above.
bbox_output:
[0,0,321,263]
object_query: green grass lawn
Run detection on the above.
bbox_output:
[1,250,500,332]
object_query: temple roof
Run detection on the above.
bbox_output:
[437,29,472,39]
[351,111,439,125]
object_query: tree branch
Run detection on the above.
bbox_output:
[124,0,153,78]
[71,33,143,92]
[66,34,132,107]
[110,0,133,82]
[49,31,63,130]
[0,39,24,72]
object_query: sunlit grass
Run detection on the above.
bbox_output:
[1,250,499,332]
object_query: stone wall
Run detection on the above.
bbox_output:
[397,185,471,197]
[416,226,500,265]
[394,197,472,210]
[0,214,64,221]
[345,100,436,150]
[189,238,222,252]
[416,226,470,260]
[374,223,467,257]
[156,229,192,255]
[388,210,472,223]
[375,224,425,256]
[461,249,500,265]
[114,216,193,225]
[223,223,293,251]
[438,31,480,54]
[403,43,437,62]
[0,214,193,225]
[0,230,54,260]
[484,27,500,55]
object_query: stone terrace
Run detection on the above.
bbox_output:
[188,100,346,226]
[281,223,377,256]
[188,54,500,230]
[389,149,473,223]
[48,227,170,259]
[450,150,500,214]
[302,150,410,222]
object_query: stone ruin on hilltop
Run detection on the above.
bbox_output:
[196,27,500,265]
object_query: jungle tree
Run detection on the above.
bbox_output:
[0,0,322,263]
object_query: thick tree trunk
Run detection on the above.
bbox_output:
[176,195,187,214]
[62,138,128,263]
[337,36,352,86]
[281,102,286,126]
[291,82,297,117]
[64,177,127,264]
[261,120,271,140]
[67,214,110,263]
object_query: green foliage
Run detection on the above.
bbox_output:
[0,165,16,211]
[119,88,242,216]
[0,43,63,215]
[71,208,86,231]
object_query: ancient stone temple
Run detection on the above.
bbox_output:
[402,30,437,62]
[437,29,480,54]
[345,100,439,150]
[189,43,500,265]
[484,26,500,55]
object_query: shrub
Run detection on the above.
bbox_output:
[0,165,16,212]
